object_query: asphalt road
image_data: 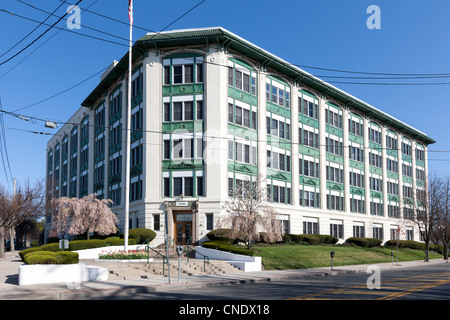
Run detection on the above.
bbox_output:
[91,262,450,301]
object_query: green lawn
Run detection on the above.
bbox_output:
[253,244,442,270]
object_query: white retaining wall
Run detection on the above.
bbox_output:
[18,263,108,286]
[195,246,261,272]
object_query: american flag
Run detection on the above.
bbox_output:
[128,0,133,25]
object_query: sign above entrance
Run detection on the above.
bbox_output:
[166,200,197,209]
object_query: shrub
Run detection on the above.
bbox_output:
[316,235,339,245]
[206,229,233,241]
[19,243,62,261]
[23,251,79,265]
[128,228,157,244]
[202,240,255,256]
[346,237,369,247]
[46,237,60,244]
[366,238,382,247]
[301,234,321,245]
[285,234,305,244]
[384,240,426,251]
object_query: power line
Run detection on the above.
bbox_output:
[16,0,131,44]
[0,0,100,81]
[0,0,83,66]
[12,65,109,113]
[0,7,130,50]
[0,0,67,58]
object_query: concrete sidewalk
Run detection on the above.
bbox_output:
[0,251,447,300]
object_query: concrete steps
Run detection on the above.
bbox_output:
[104,259,242,280]
[91,245,243,280]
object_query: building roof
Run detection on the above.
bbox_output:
[81,27,435,145]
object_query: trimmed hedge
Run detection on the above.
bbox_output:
[23,251,79,265]
[346,237,382,248]
[128,228,157,244]
[18,238,137,262]
[202,240,255,256]
[283,234,338,245]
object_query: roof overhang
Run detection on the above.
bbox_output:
[81,27,435,145]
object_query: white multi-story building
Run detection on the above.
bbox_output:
[45,27,435,245]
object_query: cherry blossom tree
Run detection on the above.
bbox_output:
[51,194,118,240]
[218,174,282,250]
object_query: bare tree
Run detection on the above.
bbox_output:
[51,194,118,240]
[434,175,450,260]
[410,174,443,262]
[218,175,282,250]
[0,180,45,258]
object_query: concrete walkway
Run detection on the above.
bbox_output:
[0,251,447,300]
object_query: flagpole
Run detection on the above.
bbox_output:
[124,0,133,252]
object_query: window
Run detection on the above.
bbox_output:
[163,56,203,85]
[130,179,142,201]
[326,137,343,156]
[299,96,319,120]
[109,155,121,176]
[349,171,365,188]
[370,177,383,192]
[368,127,381,144]
[416,148,425,161]
[267,116,290,140]
[266,79,290,108]
[386,158,398,173]
[349,118,363,137]
[401,142,412,156]
[330,222,343,239]
[303,221,319,234]
[326,166,343,183]
[229,103,257,130]
[172,176,195,197]
[110,90,122,117]
[299,190,319,208]
[402,164,412,177]
[327,194,344,211]
[173,101,194,121]
[131,143,143,167]
[326,107,342,129]
[349,146,364,162]
[300,159,319,178]
[353,225,365,238]
[268,184,291,204]
[94,164,104,184]
[299,128,319,149]
[370,201,383,216]
[387,181,399,195]
[350,197,365,214]
[388,205,400,218]
[369,152,382,168]
[373,226,383,240]
[268,151,291,172]
[386,135,398,150]
[403,185,413,198]
[228,62,257,96]
[153,214,160,231]
[131,105,143,133]
[109,122,122,146]
[206,213,214,231]
[230,139,257,166]
[172,138,193,159]
[131,68,143,99]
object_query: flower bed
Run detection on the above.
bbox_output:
[98,249,148,260]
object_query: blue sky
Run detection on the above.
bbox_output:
[0,0,449,191]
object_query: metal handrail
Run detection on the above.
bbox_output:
[184,245,209,272]
[143,240,167,276]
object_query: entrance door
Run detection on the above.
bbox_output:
[174,211,193,245]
